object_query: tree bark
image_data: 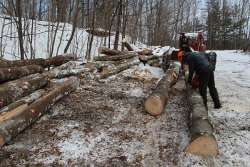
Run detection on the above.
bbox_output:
[0,74,48,109]
[99,60,140,79]
[0,89,46,113]
[98,47,125,56]
[185,89,218,156]
[94,53,137,61]
[0,54,76,68]
[0,76,80,147]
[122,41,134,51]
[0,61,81,109]
[144,67,179,116]
[0,65,44,83]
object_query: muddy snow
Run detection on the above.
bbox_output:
[0,50,250,167]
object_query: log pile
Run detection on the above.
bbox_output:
[0,54,84,147]
[0,77,80,147]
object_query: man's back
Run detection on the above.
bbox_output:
[188,52,210,74]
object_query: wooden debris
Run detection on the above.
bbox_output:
[0,76,80,147]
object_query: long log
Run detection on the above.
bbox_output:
[0,61,84,109]
[0,54,76,68]
[0,65,44,83]
[98,47,125,56]
[0,89,46,113]
[99,60,140,79]
[94,53,137,62]
[0,76,80,147]
[0,74,48,109]
[144,67,179,116]
[185,89,218,156]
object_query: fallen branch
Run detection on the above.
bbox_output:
[0,76,80,147]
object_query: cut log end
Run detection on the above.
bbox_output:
[0,137,4,147]
[145,95,166,116]
[186,135,219,157]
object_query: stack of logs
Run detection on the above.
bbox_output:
[0,54,85,147]
[95,47,162,79]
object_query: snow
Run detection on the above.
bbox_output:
[0,15,128,61]
[152,46,174,56]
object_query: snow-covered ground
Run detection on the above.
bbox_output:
[0,16,136,61]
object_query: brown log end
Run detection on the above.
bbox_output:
[185,135,219,157]
[145,95,166,116]
[0,137,4,147]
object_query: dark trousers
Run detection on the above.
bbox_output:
[198,69,221,109]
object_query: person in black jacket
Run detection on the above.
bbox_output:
[182,49,221,110]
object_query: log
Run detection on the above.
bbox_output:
[98,47,125,56]
[44,54,77,67]
[0,89,46,113]
[0,61,84,109]
[147,59,160,66]
[0,65,44,83]
[94,53,137,62]
[122,41,134,51]
[137,49,153,55]
[0,76,80,147]
[86,29,113,37]
[100,60,140,79]
[144,68,178,116]
[0,74,48,109]
[185,89,218,156]
[0,54,76,68]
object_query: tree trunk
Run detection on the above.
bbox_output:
[0,54,76,68]
[0,77,80,147]
[0,74,48,109]
[113,0,123,50]
[94,53,137,61]
[98,47,125,56]
[185,89,218,156]
[0,89,46,113]
[99,60,140,79]
[144,67,179,116]
[0,65,44,83]
[0,60,81,109]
